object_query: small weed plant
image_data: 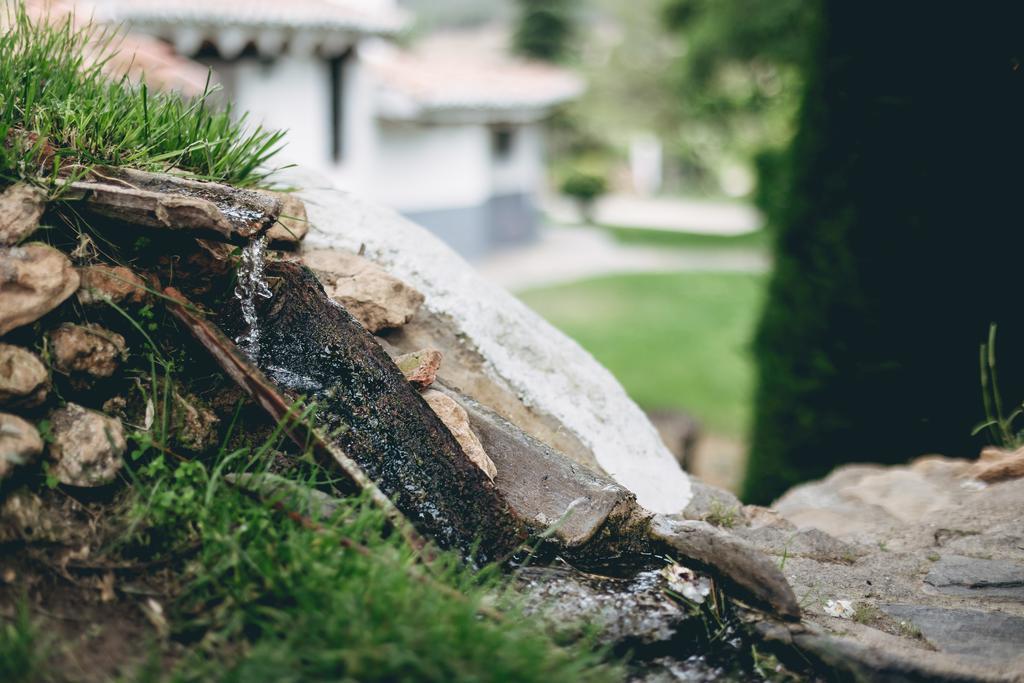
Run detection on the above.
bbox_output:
[974,323,1024,449]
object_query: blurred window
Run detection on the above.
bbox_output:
[492,127,516,161]
[330,54,348,163]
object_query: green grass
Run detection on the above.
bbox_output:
[520,272,766,436]
[0,601,49,683]
[0,11,623,674]
[599,225,770,250]
[0,5,284,188]
[99,353,622,683]
[129,452,620,682]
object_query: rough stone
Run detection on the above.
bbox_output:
[0,490,60,543]
[49,323,126,379]
[649,516,801,620]
[302,248,424,332]
[781,623,1019,683]
[265,191,309,246]
[76,264,149,307]
[102,395,128,418]
[0,413,43,480]
[421,389,496,481]
[0,487,99,544]
[681,479,745,526]
[0,343,49,408]
[0,183,46,246]
[881,604,1024,665]
[968,446,1024,483]
[172,392,219,453]
[767,458,1024,681]
[0,243,80,336]
[925,555,1024,600]
[394,349,442,389]
[735,524,866,565]
[455,389,637,549]
[842,468,953,523]
[517,564,689,646]
[67,166,281,243]
[773,462,951,541]
[48,403,126,487]
[378,311,605,476]
[295,171,692,513]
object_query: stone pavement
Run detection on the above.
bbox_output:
[690,457,1024,680]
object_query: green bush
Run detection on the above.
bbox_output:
[560,171,607,203]
[560,170,607,223]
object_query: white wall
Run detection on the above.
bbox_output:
[232,57,333,171]
[224,50,550,223]
[370,121,492,213]
[338,55,376,194]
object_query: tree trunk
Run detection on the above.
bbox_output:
[746,3,1024,503]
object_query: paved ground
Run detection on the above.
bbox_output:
[739,458,1024,680]
[477,225,769,291]
[544,194,762,235]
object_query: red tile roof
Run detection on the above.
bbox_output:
[19,0,211,95]
[366,30,584,120]
[94,0,407,36]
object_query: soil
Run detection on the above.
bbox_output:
[0,488,182,682]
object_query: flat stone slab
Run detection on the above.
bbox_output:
[68,167,281,243]
[448,389,637,549]
[881,604,1024,665]
[925,555,1024,600]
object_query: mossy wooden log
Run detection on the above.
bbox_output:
[217,262,526,563]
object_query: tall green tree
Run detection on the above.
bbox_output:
[744,3,1024,503]
[661,0,814,196]
[512,0,576,62]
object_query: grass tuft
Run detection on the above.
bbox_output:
[0,600,49,683]
[112,354,621,683]
[0,3,285,188]
[703,500,740,528]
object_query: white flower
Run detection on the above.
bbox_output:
[661,563,713,604]
[824,599,855,619]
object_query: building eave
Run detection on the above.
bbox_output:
[93,1,409,58]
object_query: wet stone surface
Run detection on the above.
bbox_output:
[219,260,523,563]
[924,554,1024,600]
[517,564,688,646]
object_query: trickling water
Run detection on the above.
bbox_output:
[234,235,273,360]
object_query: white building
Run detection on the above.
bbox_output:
[90,0,583,258]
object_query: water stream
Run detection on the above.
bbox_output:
[233,235,273,361]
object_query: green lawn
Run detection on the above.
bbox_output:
[519,272,766,437]
[601,225,770,250]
